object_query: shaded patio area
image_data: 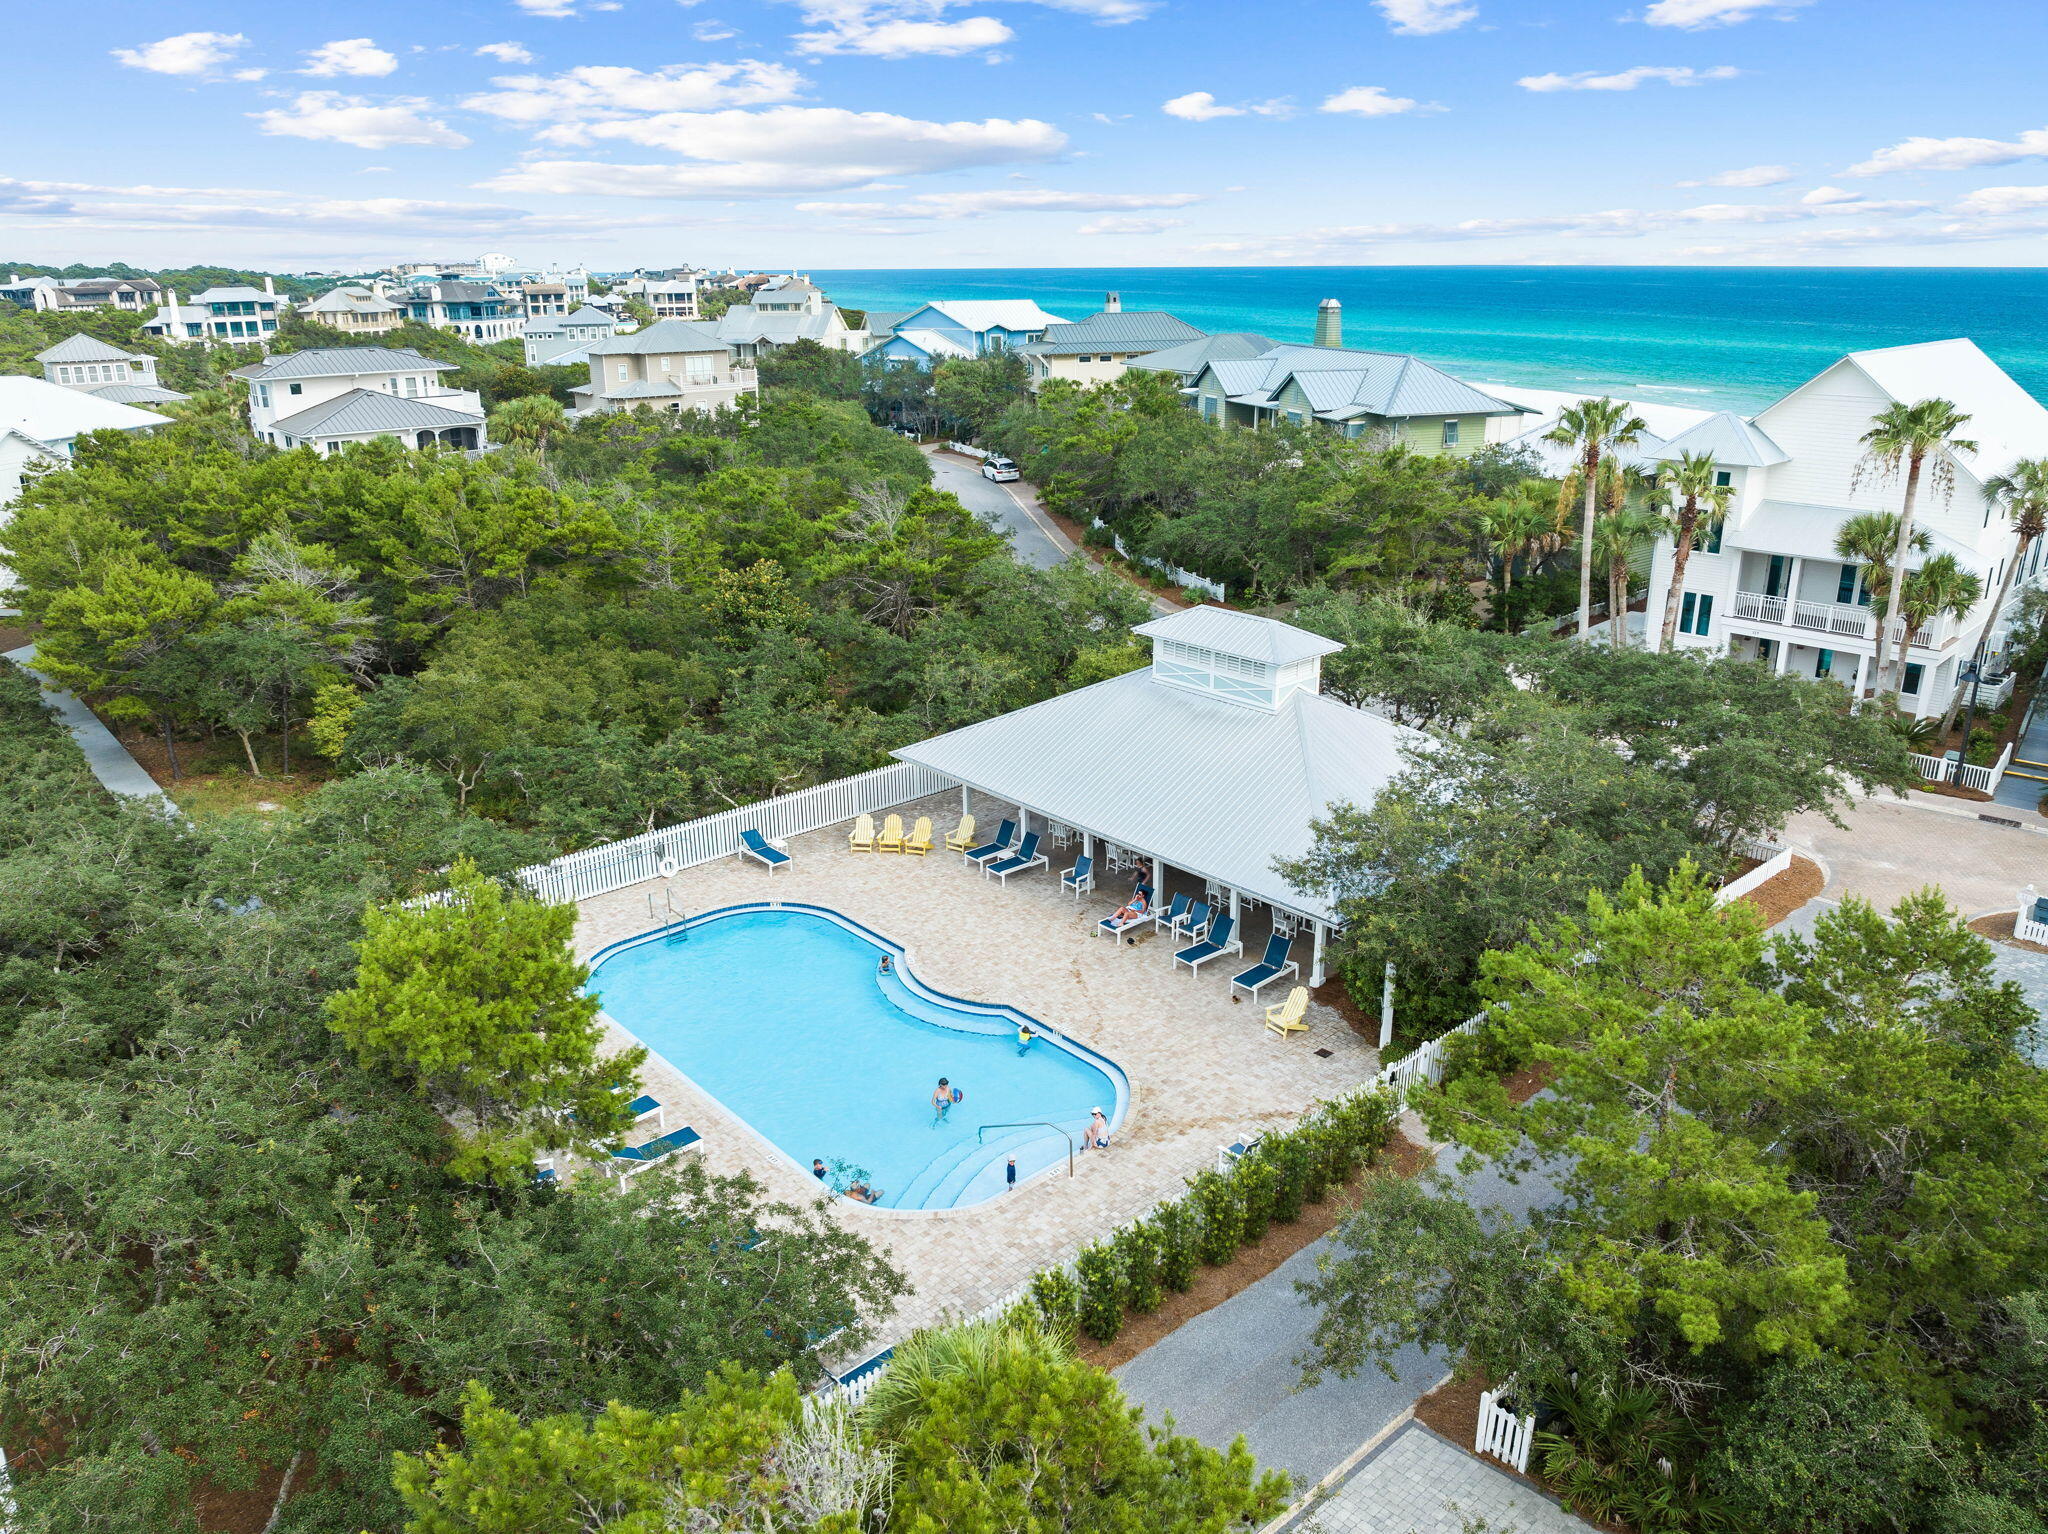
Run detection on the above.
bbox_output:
[570,789,1380,1351]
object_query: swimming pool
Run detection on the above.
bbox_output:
[587,904,1127,1210]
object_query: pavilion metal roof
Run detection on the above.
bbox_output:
[267,388,481,438]
[893,665,1422,923]
[1134,605,1344,665]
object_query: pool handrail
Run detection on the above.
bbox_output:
[977,1120,1076,1179]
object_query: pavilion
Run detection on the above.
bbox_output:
[892,606,1424,985]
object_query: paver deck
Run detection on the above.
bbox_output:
[570,792,1379,1354]
[1279,1422,1598,1534]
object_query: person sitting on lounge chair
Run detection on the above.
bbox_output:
[1112,886,1151,923]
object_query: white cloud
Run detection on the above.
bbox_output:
[1077,214,1184,234]
[693,20,738,39]
[482,105,1066,196]
[476,42,536,63]
[1320,85,1421,118]
[1519,64,1739,92]
[111,31,250,77]
[1952,184,2048,217]
[464,60,806,125]
[1640,0,1810,27]
[515,0,580,15]
[798,187,1202,218]
[252,92,470,149]
[1162,91,1290,122]
[797,15,1013,54]
[301,38,399,78]
[1800,184,1857,205]
[232,68,270,82]
[1374,0,1476,34]
[1678,163,1793,187]
[1846,126,2048,177]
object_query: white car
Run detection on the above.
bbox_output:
[980,455,1020,482]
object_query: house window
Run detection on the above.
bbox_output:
[1764,554,1790,598]
[1441,419,1460,448]
[685,358,714,384]
[288,382,303,396]
[658,357,672,372]
[1903,662,1924,695]
[1679,592,1714,637]
[404,375,420,397]
[1702,520,1722,555]
[1836,563,1872,606]
[254,383,270,407]
[1715,470,1732,488]
[616,362,629,381]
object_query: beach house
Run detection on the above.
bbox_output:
[1633,339,2048,718]
[142,282,285,344]
[572,319,754,418]
[523,304,624,368]
[400,280,520,342]
[236,347,486,454]
[1,376,171,592]
[1015,294,1207,390]
[869,300,1069,364]
[712,276,868,360]
[34,335,188,406]
[298,286,404,338]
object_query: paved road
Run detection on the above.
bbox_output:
[1784,793,2048,917]
[923,448,1074,571]
[1114,1150,1561,1491]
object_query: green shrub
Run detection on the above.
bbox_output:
[1235,1155,1279,1245]
[1190,1170,1242,1265]
[1436,1018,1524,1088]
[1075,1244,1125,1342]
[1296,1119,1339,1205]
[1083,520,1115,550]
[1028,1267,1080,1344]
[1265,1134,1310,1225]
[1153,1199,1198,1292]
[1114,1221,1164,1314]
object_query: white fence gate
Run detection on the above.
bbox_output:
[1907,740,2014,795]
[1476,1385,1537,1473]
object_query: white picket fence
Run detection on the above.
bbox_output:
[1476,1384,1537,1473]
[1715,843,1794,906]
[2018,887,2048,945]
[1090,519,1228,602]
[1907,739,2013,795]
[475,760,953,907]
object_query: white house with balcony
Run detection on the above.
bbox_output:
[522,304,623,367]
[142,283,285,344]
[235,348,486,454]
[1632,339,2048,717]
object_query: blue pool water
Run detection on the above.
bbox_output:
[587,905,1125,1209]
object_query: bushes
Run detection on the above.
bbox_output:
[1235,1156,1279,1245]
[1075,1243,1125,1342]
[1029,1267,1080,1343]
[1191,1170,1243,1264]
[1154,1200,1198,1292]
[1115,1221,1164,1314]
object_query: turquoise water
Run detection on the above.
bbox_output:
[587,907,1122,1209]
[815,266,2048,414]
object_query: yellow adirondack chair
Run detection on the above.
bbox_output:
[848,812,876,852]
[1263,985,1310,1038]
[943,814,977,852]
[877,813,906,853]
[904,816,934,855]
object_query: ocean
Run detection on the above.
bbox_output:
[810,266,2048,415]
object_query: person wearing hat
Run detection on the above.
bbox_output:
[1085,1107,1110,1151]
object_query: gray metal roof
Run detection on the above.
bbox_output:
[1198,344,1523,422]
[892,665,1420,923]
[585,319,735,358]
[36,334,139,364]
[1655,411,1791,468]
[1135,606,1345,665]
[86,382,190,404]
[864,310,912,338]
[713,306,843,345]
[267,388,482,438]
[237,348,454,382]
[1019,310,1206,358]
[1126,331,1278,376]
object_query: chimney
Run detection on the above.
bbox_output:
[263,274,276,295]
[1104,291,1121,313]
[1315,298,1342,348]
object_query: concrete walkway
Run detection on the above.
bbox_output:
[1114,1151,1560,1491]
[1994,682,2048,814]
[1278,1422,1599,1534]
[4,645,174,809]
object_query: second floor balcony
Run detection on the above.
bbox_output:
[1727,587,1938,650]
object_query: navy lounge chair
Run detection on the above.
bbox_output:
[1175,901,1213,943]
[1096,883,1155,940]
[1230,931,1299,1001]
[1174,914,1240,973]
[626,1094,664,1130]
[984,831,1046,885]
[962,818,1017,867]
[739,828,790,873]
[610,1124,704,1176]
[1148,892,1192,937]
[1060,854,1094,899]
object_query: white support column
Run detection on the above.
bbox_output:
[1309,921,1326,987]
[1853,650,1869,699]
[1229,888,1241,922]
[960,783,971,815]
[1082,830,1093,861]
[1151,856,1164,896]
[1785,556,1804,619]
[1379,961,1395,1049]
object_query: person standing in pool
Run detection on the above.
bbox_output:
[878,955,893,975]
[931,1077,955,1115]
[1016,1023,1036,1055]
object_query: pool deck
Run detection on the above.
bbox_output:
[570,792,1380,1356]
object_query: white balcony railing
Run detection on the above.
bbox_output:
[1727,589,1935,648]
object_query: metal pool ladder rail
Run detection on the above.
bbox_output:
[646,887,689,943]
[978,1121,1076,1177]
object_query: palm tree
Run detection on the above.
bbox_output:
[1592,477,1663,649]
[1855,398,1977,698]
[1478,485,1551,632]
[1835,510,1929,698]
[1545,398,1648,642]
[1654,451,1734,653]
[1893,553,1983,714]
[1945,457,2048,731]
[488,394,567,458]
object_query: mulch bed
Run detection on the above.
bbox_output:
[1736,854,1825,928]
[1970,911,2048,956]
[1073,1132,1434,1372]
[1312,975,1382,1043]
[1915,778,1995,803]
[0,621,38,653]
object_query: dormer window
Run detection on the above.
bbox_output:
[1151,639,1301,710]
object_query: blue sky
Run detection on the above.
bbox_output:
[9,0,2048,270]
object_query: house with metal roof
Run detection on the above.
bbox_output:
[234,348,485,454]
[299,286,404,338]
[34,335,188,406]
[401,279,520,342]
[1016,295,1206,391]
[870,300,1070,364]
[1632,338,2048,717]
[0,273,165,313]
[893,605,1423,984]
[138,281,285,344]
[573,318,756,418]
[1,376,172,592]
[1126,330,1280,387]
[522,305,624,367]
[712,277,867,360]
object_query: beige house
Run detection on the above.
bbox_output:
[299,286,404,336]
[1017,295,1206,390]
[572,319,754,417]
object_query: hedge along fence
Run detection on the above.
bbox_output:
[1023,1084,1400,1347]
